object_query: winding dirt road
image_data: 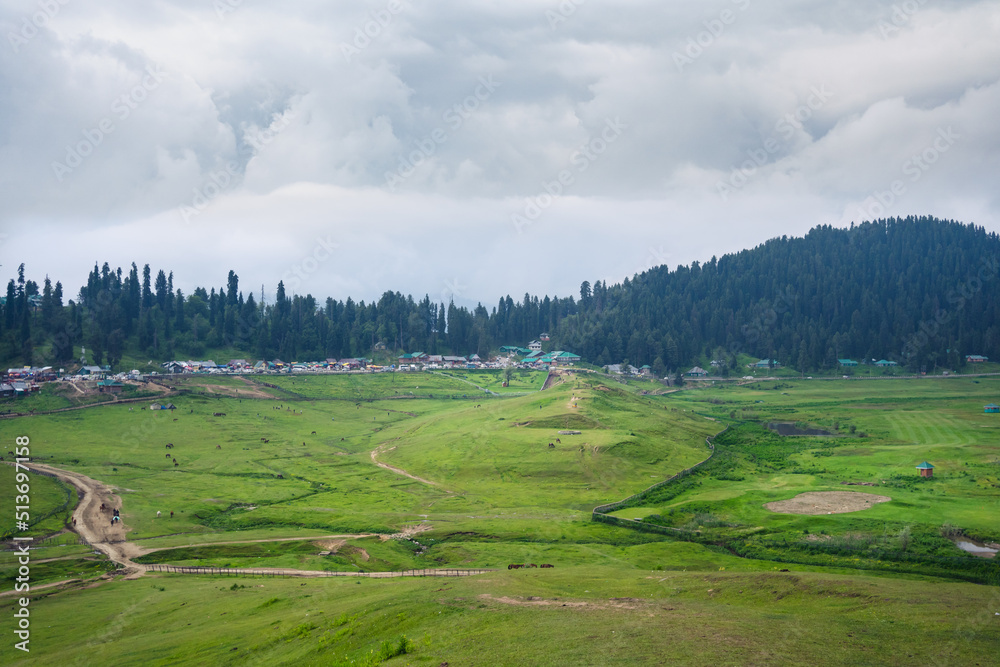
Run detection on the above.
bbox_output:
[11,462,452,582]
[22,462,148,578]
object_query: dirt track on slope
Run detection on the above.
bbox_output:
[13,462,431,581]
[370,445,451,491]
[21,462,148,578]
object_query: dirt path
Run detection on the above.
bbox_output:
[11,461,445,582]
[0,579,83,598]
[136,533,381,556]
[20,462,148,578]
[370,445,451,491]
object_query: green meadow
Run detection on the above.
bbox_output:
[1,371,999,664]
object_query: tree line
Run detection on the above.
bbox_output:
[1,216,997,373]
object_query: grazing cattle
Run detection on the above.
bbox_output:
[213,412,226,417]
[539,564,554,568]
[166,453,171,458]
[261,437,267,441]
[548,443,554,448]
[311,431,317,435]
[216,444,221,449]
[170,511,174,517]
[556,438,561,443]
[173,418,178,421]
[263,439,269,443]
[507,564,525,570]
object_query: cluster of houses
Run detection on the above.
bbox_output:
[838,355,988,368]
[837,359,898,368]
[1,365,60,397]
[604,364,654,376]
[398,340,580,371]
[397,353,486,370]
[161,358,375,374]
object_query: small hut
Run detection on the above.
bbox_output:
[985,404,999,414]
[915,461,934,478]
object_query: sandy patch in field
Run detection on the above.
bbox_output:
[316,539,347,552]
[765,491,891,515]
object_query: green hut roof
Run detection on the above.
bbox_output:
[915,461,935,469]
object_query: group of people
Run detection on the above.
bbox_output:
[100,502,121,526]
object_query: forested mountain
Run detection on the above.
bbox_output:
[1,216,997,373]
[559,217,999,373]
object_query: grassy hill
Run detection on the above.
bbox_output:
[1,371,998,665]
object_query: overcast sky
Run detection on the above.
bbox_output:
[1,0,998,307]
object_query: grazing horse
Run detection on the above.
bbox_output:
[507,564,525,570]
[311,431,317,435]
[526,564,538,568]
[540,564,554,568]
[216,444,221,449]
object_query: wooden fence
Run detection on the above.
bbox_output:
[144,565,494,578]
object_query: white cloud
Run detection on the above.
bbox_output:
[1,0,998,301]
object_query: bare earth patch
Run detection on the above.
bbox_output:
[765,491,891,515]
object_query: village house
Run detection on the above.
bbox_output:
[528,340,542,352]
[838,359,858,367]
[97,380,124,394]
[875,359,898,367]
[966,354,989,363]
[685,366,708,377]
